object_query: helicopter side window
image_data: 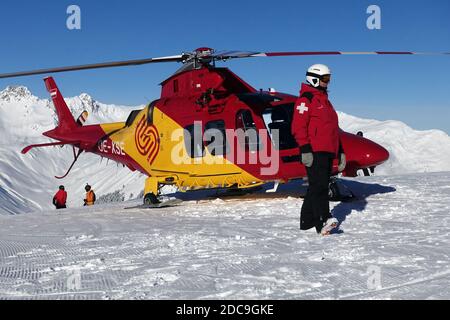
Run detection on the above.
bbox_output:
[204,120,229,156]
[184,123,205,158]
[263,103,298,150]
[236,109,260,152]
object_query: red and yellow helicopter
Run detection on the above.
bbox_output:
[2,48,441,205]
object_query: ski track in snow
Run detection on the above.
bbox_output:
[0,172,449,300]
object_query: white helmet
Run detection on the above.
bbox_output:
[306,64,331,88]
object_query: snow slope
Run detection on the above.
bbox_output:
[0,86,146,215]
[338,112,450,175]
[1,85,450,215]
[0,172,448,299]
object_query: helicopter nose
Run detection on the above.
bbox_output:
[340,131,389,170]
[355,137,390,167]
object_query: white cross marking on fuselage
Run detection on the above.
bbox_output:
[297,102,308,114]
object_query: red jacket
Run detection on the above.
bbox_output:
[291,83,341,156]
[53,190,67,206]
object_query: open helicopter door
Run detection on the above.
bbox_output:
[262,103,299,152]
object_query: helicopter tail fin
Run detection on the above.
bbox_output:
[44,77,77,131]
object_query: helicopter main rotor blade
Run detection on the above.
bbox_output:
[212,50,450,60]
[2,49,448,80]
[0,55,184,79]
[263,51,450,57]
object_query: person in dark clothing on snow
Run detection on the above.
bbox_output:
[53,185,67,209]
[357,131,375,176]
[291,64,346,235]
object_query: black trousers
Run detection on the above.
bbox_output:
[300,152,334,233]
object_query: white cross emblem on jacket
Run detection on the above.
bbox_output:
[297,102,308,114]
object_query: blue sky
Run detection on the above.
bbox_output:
[1,0,449,133]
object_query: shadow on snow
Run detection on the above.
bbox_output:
[167,177,396,226]
[331,179,396,233]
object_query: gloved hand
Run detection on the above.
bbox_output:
[338,153,346,172]
[300,144,314,168]
[301,152,314,168]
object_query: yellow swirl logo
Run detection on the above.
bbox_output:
[135,115,159,165]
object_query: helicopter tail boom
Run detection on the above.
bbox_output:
[44,77,78,132]
[24,77,111,152]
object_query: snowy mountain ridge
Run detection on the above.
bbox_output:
[0,85,36,102]
[0,86,146,215]
[337,111,450,175]
[1,86,450,215]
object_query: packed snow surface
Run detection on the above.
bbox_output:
[0,172,449,299]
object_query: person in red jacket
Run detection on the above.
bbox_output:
[53,185,67,209]
[291,64,346,235]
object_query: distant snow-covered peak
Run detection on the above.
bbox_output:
[78,93,95,105]
[0,86,36,102]
[62,94,131,124]
[71,92,100,114]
